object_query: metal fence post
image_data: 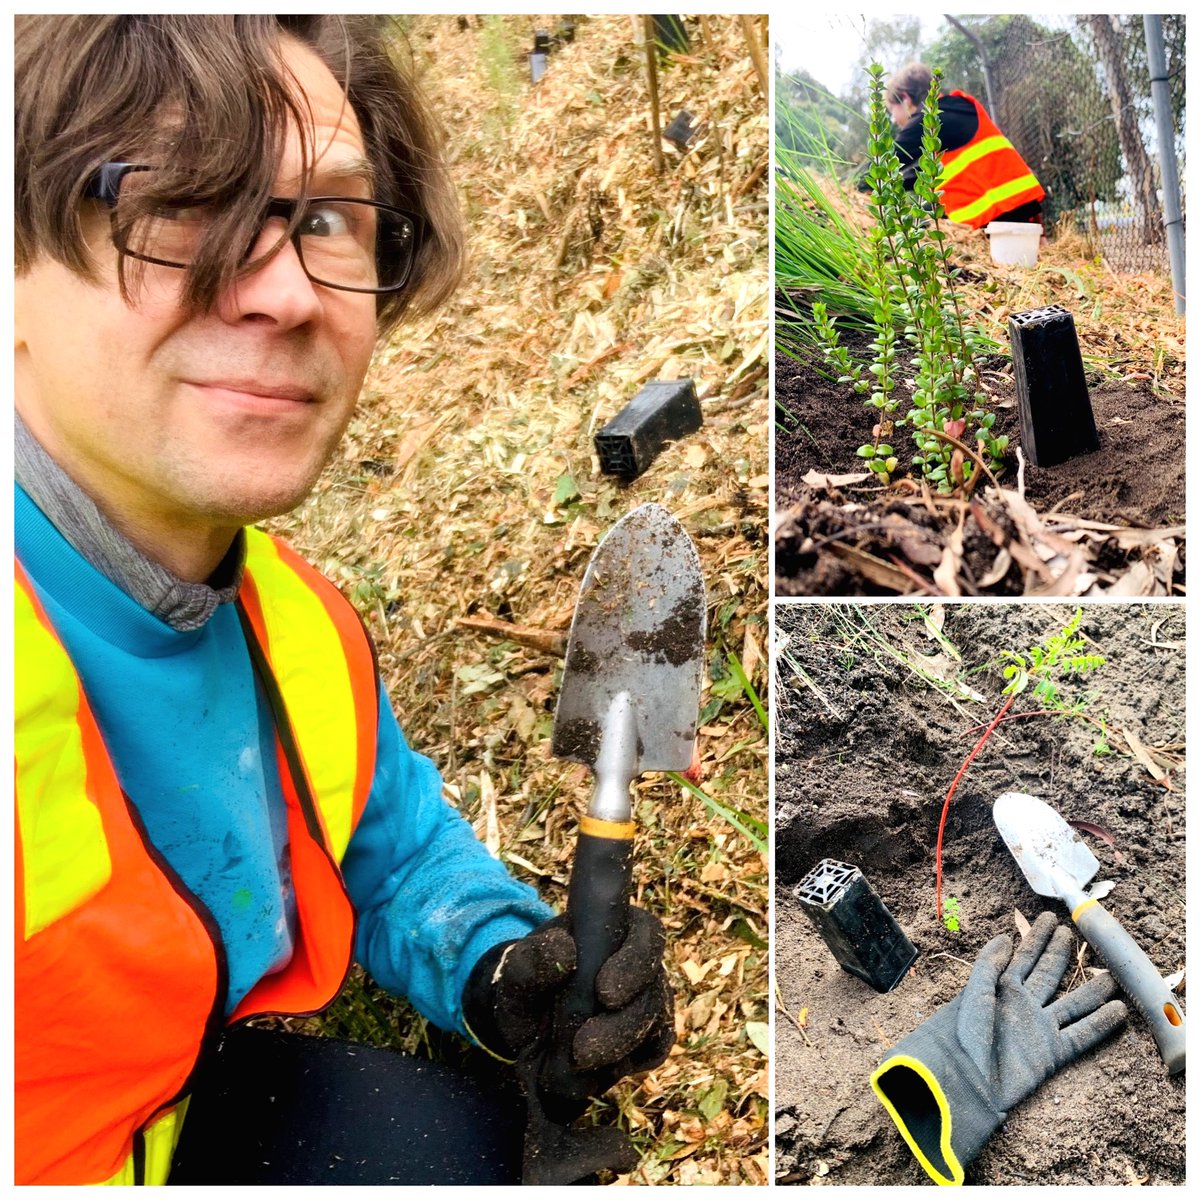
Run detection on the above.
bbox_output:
[1144,14,1185,314]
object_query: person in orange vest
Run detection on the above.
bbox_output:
[15,16,672,1186]
[884,62,1046,229]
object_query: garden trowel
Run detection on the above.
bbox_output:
[993,791,1185,1075]
[521,503,705,1184]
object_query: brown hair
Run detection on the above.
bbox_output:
[15,15,464,334]
[885,62,933,108]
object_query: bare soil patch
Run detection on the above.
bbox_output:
[773,603,1185,1186]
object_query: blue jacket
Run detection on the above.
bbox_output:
[15,482,553,1032]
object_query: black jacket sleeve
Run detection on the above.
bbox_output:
[894,95,981,191]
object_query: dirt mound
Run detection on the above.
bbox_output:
[776,345,1184,596]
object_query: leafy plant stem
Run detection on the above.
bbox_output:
[920,426,1002,494]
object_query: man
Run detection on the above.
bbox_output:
[884,62,1045,229]
[15,15,671,1186]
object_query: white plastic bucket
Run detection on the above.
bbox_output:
[986,221,1043,267]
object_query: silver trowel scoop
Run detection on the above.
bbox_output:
[994,791,1185,1074]
[552,502,706,816]
[535,503,705,1127]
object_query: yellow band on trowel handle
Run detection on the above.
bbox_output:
[1072,897,1099,923]
[580,816,636,840]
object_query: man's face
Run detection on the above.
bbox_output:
[15,36,378,558]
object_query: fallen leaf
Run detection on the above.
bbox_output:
[745,1021,769,1055]
[977,546,1014,588]
[741,626,762,685]
[1091,525,1182,548]
[681,958,714,985]
[1104,559,1157,596]
[800,468,871,489]
[1123,727,1172,788]
[1014,910,1032,938]
[1068,819,1126,864]
[893,526,944,566]
[933,521,964,596]
[829,542,927,593]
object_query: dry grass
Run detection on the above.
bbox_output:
[270,15,768,1185]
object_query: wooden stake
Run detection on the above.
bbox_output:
[643,15,665,174]
[740,15,768,98]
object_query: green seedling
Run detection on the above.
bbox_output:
[942,895,962,933]
[936,608,1106,917]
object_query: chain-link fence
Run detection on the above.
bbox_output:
[942,14,1184,273]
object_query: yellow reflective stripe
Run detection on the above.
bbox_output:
[947,174,1041,225]
[98,1154,135,1185]
[870,1054,964,1186]
[243,530,357,859]
[142,1100,190,1185]
[15,578,112,938]
[939,135,1013,185]
[1072,897,1100,923]
[96,1101,189,1185]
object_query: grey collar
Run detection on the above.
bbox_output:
[14,411,244,631]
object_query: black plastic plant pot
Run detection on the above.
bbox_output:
[595,379,703,478]
[1008,304,1100,467]
[663,109,697,151]
[794,859,917,993]
[533,29,552,54]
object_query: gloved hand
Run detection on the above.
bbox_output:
[871,912,1127,1186]
[462,908,674,1115]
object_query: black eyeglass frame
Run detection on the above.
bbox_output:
[84,161,423,295]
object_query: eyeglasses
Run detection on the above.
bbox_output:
[85,161,420,294]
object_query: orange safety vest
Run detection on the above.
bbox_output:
[938,91,1045,229]
[14,528,379,1185]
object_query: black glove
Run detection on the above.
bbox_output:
[462,909,674,1113]
[871,912,1127,1186]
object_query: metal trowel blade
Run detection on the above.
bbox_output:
[552,503,705,774]
[993,791,1101,904]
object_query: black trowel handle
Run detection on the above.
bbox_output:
[537,817,634,1113]
[567,816,636,1002]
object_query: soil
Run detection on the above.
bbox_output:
[773,603,1186,1186]
[775,338,1186,596]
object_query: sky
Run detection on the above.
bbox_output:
[773,14,946,97]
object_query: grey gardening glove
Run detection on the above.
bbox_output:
[871,912,1127,1185]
